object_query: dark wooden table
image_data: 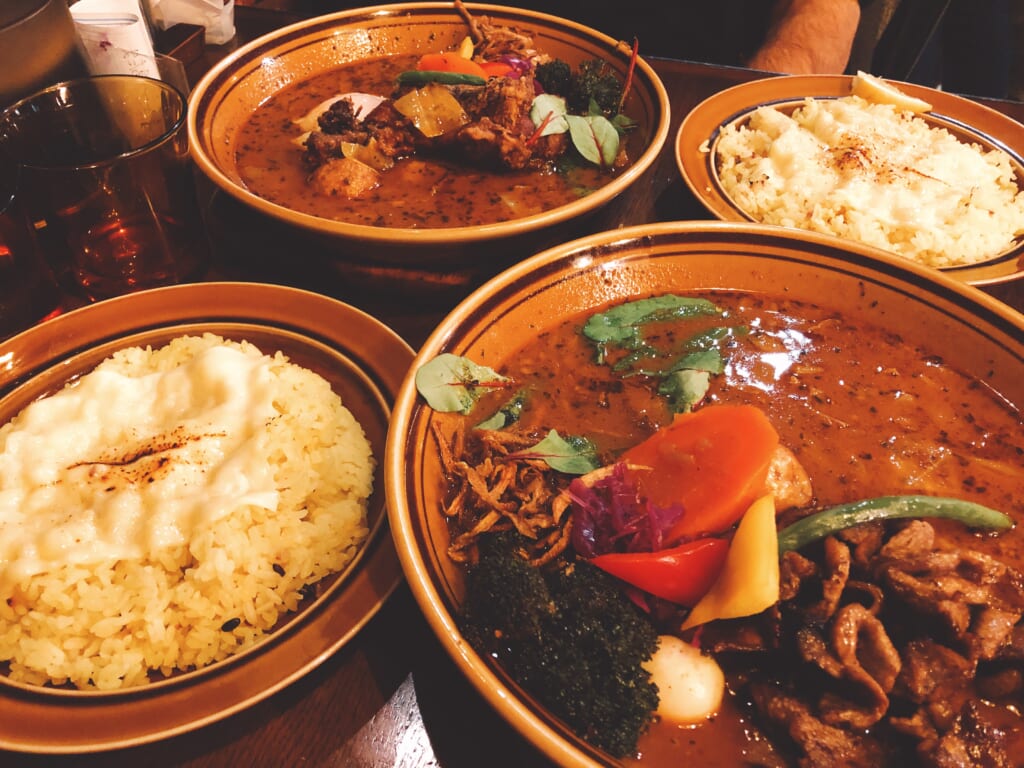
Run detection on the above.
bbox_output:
[3,6,1023,767]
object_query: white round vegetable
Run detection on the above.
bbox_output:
[643,635,725,724]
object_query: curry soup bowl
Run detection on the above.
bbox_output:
[384,221,1024,767]
[0,283,411,753]
[188,3,670,295]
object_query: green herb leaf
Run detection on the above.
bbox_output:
[658,369,711,413]
[583,295,722,362]
[530,93,569,136]
[669,348,725,375]
[612,112,638,134]
[684,326,748,351]
[475,389,529,430]
[631,347,723,378]
[415,353,511,414]
[566,114,620,167]
[512,430,600,474]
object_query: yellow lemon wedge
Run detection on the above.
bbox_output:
[456,35,474,59]
[851,71,933,113]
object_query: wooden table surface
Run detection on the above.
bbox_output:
[3,5,1023,767]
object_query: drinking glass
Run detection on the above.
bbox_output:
[0,154,61,338]
[0,75,208,301]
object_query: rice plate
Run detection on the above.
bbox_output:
[0,334,374,690]
[713,95,1024,268]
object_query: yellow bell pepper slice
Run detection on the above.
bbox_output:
[680,494,780,631]
[393,83,469,138]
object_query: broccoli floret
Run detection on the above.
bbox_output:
[460,531,659,758]
[534,58,624,116]
[569,59,623,115]
[534,59,573,98]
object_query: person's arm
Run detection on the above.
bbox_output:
[746,0,862,74]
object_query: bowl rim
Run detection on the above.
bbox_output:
[187,2,671,245]
[385,220,1024,767]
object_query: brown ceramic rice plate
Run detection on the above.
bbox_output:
[677,75,1024,286]
[0,283,412,752]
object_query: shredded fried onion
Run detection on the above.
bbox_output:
[432,418,573,567]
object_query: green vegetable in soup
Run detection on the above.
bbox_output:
[583,295,722,360]
[396,70,486,86]
[777,495,1013,553]
[510,429,600,475]
[415,353,511,414]
[460,531,659,758]
[475,388,529,430]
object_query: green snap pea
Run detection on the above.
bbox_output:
[396,70,486,86]
[777,495,1013,554]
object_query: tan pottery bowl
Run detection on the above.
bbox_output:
[384,221,1024,767]
[188,3,670,297]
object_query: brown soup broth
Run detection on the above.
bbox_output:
[471,290,1024,765]
[233,54,621,228]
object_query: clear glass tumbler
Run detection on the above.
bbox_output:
[0,75,209,301]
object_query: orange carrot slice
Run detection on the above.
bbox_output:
[620,404,779,543]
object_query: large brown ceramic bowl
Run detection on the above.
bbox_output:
[0,283,412,753]
[188,3,670,296]
[385,221,1024,766]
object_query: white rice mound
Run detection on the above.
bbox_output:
[0,334,374,690]
[713,95,1024,268]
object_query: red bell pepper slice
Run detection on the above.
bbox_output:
[415,53,488,79]
[589,537,729,606]
[480,60,516,78]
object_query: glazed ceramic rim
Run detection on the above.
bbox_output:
[675,74,1024,286]
[385,220,1024,768]
[187,2,671,246]
[0,282,412,753]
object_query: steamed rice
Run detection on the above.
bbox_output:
[712,95,1024,268]
[0,334,374,690]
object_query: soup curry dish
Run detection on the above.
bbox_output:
[417,291,1024,766]
[234,10,640,228]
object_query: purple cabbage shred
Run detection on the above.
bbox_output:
[568,463,684,558]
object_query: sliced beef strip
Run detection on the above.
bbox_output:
[813,537,853,622]
[871,522,1024,660]
[836,521,886,571]
[820,603,902,728]
[967,607,1023,661]
[894,639,975,704]
[749,681,890,768]
[781,550,819,602]
[918,701,1012,768]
